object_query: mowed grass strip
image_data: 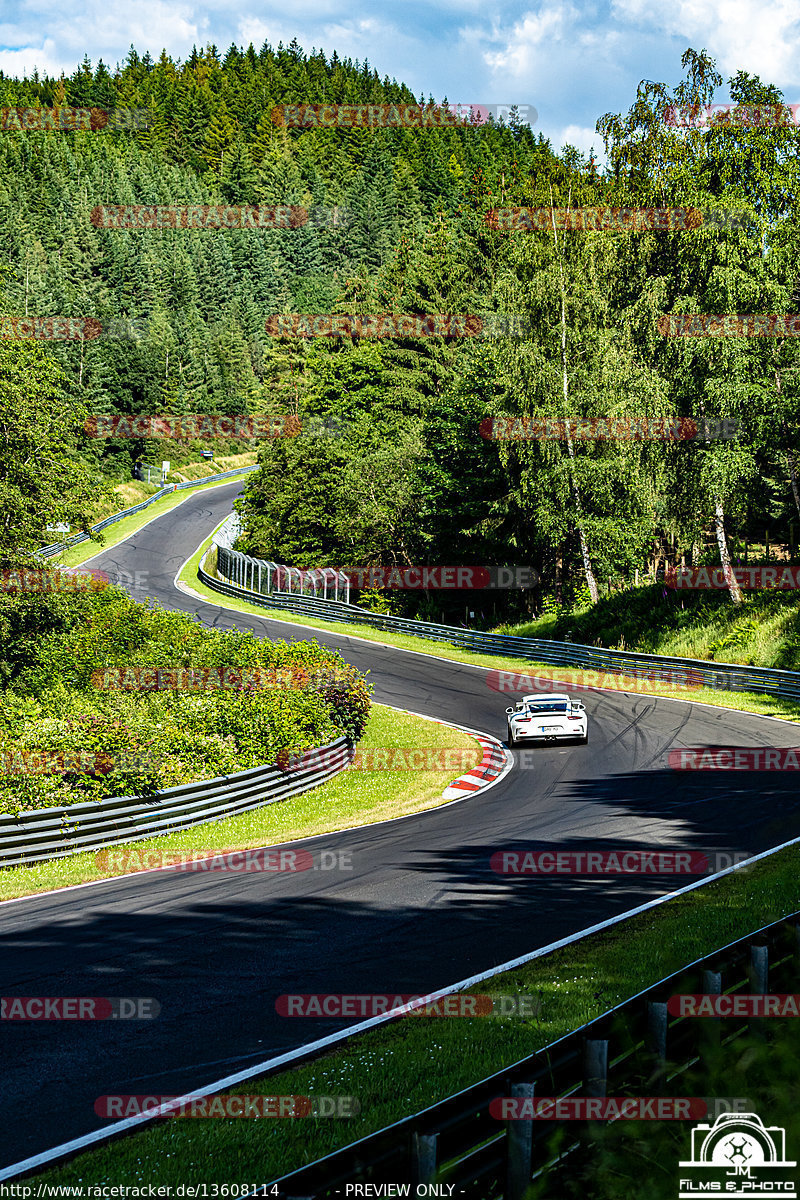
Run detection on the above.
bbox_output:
[0,705,480,901]
[182,535,800,724]
[31,839,800,1185]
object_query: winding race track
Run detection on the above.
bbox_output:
[2,480,799,1168]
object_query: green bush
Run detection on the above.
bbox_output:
[0,579,371,816]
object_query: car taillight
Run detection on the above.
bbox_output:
[568,714,582,720]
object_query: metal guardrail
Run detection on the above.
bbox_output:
[216,538,351,603]
[37,466,257,558]
[0,737,351,869]
[272,913,800,1197]
[203,547,800,702]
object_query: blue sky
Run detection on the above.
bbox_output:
[1,0,798,162]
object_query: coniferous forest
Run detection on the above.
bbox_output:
[3,42,800,619]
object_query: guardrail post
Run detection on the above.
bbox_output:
[702,969,722,1047]
[506,1082,535,1200]
[749,944,769,1039]
[412,1132,438,1184]
[584,1038,608,1097]
[645,1001,668,1091]
[750,944,768,992]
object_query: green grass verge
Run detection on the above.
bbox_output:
[31,839,800,1185]
[17,537,800,1183]
[179,535,800,725]
[495,585,800,672]
[0,705,478,902]
[54,470,256,570]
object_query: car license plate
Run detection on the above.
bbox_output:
[542,725,561,732]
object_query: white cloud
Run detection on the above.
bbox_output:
[0,40,65,77]
[482,4,581,77]
[0,2,203,74]
[558,123,604,160]
[610,0,800,83]
[0,0,797,162]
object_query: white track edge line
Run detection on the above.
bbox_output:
[175,548,800,729]
[1,527,796,1174]
[4,829,799,1181]
[0,711,510,908]
[73,476,250,569]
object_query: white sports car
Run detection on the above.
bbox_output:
[506,693,588,746]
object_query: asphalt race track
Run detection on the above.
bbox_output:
[3,479,800,1169]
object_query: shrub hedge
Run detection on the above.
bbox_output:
[0,573,371,815]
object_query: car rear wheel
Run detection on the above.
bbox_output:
[507,725,516,748]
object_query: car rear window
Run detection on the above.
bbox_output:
[527,702,568,713]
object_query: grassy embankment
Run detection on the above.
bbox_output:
[21,534,800,1184]
[0,704,478,902]
[183,534,800,724]
[495,580,800,671]
[54,457,256,570]
[29,840,800,1185]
